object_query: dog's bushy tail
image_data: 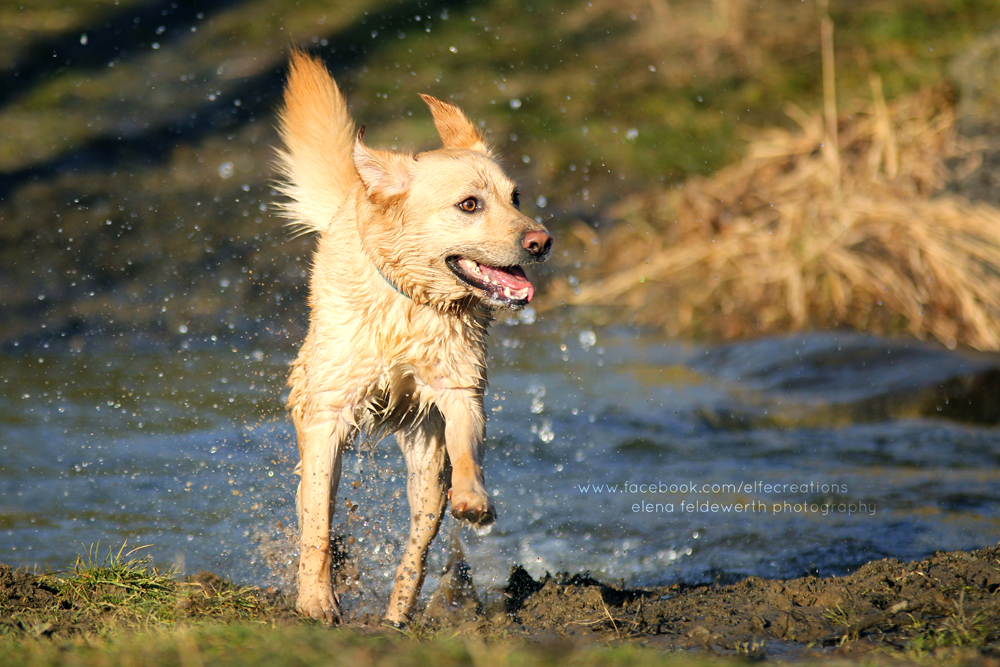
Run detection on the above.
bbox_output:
[275,50,357,235]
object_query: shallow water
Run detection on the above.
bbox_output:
[2,324,998,612]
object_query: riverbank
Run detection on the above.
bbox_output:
[3,544,1000,665]
[4,1,1000,352]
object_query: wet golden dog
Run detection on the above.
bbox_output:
[275,51,551,625]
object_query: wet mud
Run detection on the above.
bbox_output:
[4,545,1000,661]
[489,545,1000,659]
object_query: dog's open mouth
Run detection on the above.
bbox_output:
[447,256,534,306]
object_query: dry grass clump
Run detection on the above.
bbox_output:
[549,80,1000,350]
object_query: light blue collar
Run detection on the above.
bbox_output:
[374,262,411,300]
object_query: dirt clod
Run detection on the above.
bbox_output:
[0,564,58,613]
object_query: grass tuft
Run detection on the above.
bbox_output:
[59,543,176,627]
[906,591,996,655]
[0,543,290,641]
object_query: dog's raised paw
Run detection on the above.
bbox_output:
[296,586,343,624]
[448,485,496,528]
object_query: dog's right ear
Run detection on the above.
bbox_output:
[420,94,491,155]
[353,126,414,203]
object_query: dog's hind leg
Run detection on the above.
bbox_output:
[295,412,354,622]
[384,413,449,626]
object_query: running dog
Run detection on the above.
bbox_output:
[275,51,551,625]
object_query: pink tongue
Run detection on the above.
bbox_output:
[479,264,535,300]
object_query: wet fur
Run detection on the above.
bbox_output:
[275,51,550,624]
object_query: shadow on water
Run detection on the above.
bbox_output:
[0,0,483,201]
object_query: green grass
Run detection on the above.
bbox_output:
[0,543,283,641]
[905,592,995,656]
[0,626,741,667]
[60,544,177,626]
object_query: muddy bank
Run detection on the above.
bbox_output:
[493,545,1000,659]
[4,545,1000,661]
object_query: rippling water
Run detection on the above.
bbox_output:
[2,325,998,612]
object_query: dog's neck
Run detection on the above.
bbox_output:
[373,260,411,300]
[371,261,492,325]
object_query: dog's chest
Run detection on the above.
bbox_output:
[362,309,489,427]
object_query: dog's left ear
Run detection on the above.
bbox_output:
[353,126,414,202]
[420,94,491,155]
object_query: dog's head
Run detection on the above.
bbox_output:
[353,96,551,311]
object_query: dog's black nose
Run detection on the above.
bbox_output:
[522,230,552,257]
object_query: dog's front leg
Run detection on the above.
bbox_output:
[384,415,449,626]
[436,389,495,527]
[295,416,353,622]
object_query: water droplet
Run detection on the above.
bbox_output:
[449,45,458,53]
[537,419,554,443]
[218,162,234,179]
[80,33,88,45]
[509,98,521,110]
[535,195,547,208]
[578,330,596,350]
[625,128,638,140]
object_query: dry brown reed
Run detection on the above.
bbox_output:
[547,82,1000,350]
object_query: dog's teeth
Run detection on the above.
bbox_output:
[459,258,481,277]
[503,286,512,299]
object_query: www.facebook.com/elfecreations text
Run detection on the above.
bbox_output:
[576,480,848,495]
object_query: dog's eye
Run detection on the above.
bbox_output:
[458,197,479,213]
[512,190,520,209]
